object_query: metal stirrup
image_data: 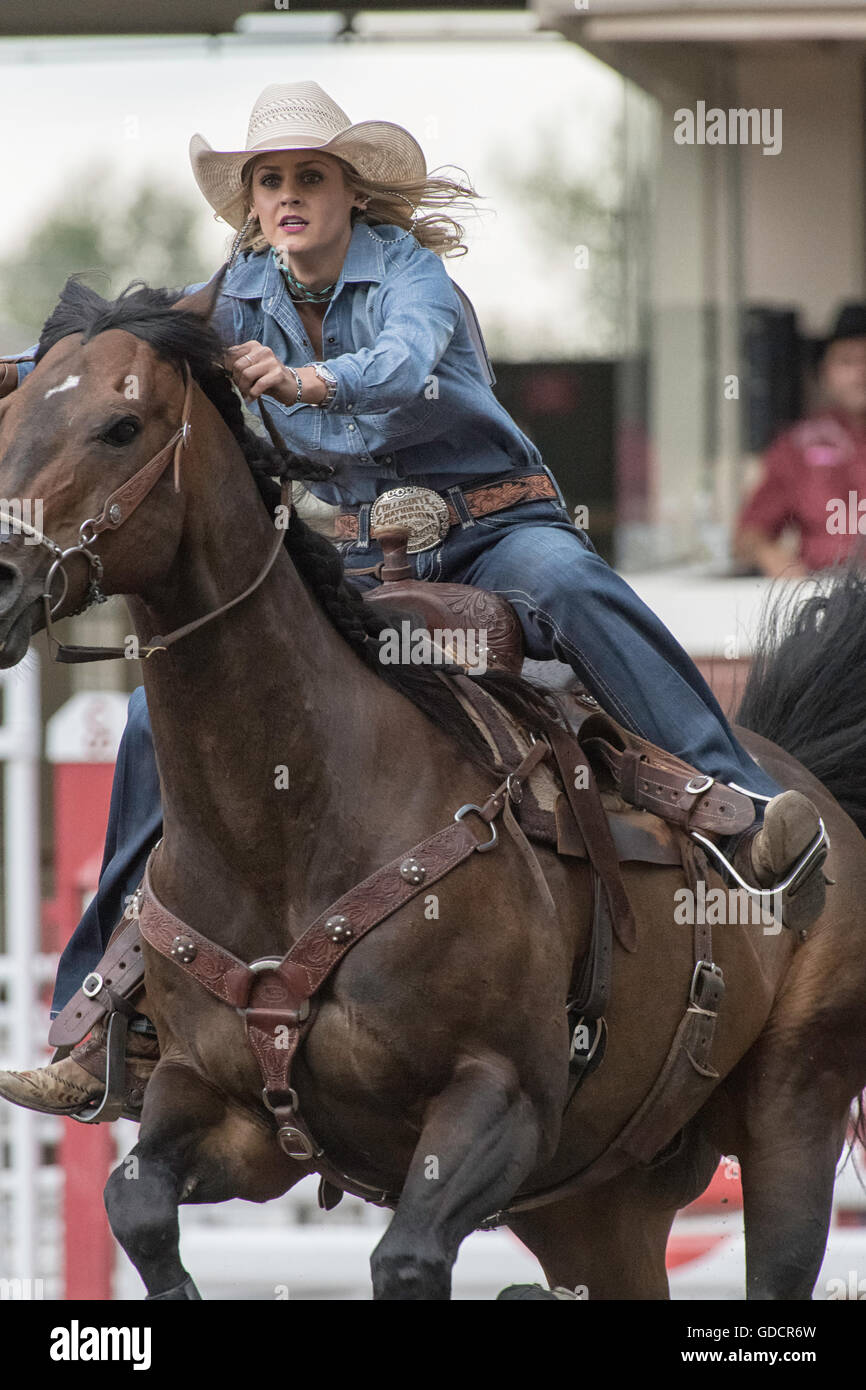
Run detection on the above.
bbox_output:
[689,820,829,898]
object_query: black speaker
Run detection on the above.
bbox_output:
[741,306,802,453]
[492,361,616,561]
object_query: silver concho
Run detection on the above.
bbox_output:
[370,486,450,554]
[399,857,427,885]
[170,934,198,965]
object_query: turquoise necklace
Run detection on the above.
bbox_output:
[271,247,336,304]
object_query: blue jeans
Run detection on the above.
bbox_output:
[51,686,161,1017]
[51,492,780,1016]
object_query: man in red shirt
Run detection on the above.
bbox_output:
[736,303,866,576]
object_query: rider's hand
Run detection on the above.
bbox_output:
[224,343,327,407]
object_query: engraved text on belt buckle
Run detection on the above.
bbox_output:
[370,486,451,554]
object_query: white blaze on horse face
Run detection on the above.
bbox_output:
[43,374,81,400]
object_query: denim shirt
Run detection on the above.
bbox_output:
[11,222,543,506]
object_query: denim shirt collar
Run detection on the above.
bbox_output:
[221,220,408,301]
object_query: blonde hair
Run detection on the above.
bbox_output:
[234,153,482,260]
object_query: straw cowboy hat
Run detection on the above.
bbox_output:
[189,80,427,229]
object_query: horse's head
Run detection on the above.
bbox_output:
[0,272,229,668]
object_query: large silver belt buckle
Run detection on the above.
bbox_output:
[370,486,450,554]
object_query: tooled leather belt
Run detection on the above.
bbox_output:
[334,472,558,550]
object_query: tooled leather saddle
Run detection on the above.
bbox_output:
[359,526,754,848]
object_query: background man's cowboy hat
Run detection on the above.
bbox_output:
[814,302,866,362]
[190,80,427,229]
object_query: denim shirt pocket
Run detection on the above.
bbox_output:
[258,398,323,451]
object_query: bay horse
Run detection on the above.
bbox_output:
[0,271,865,1300]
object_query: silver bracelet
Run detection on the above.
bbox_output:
[287,367,304,404]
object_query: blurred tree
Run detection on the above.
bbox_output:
[505,157,623,355]
[0,162,207,345]
[492,110,655,360]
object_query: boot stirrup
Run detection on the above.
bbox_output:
[690,821,829,897]
[69,1011,131,1125]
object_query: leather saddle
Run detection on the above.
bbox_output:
[359,526,756,855]
[361,526,526,674]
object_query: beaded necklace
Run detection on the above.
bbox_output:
[271,247,336,304]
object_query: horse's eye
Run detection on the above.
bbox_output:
[101,417,141,446]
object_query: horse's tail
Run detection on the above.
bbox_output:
[736,566,866,1176]
[735,567,866,838]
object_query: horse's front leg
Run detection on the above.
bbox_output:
[103,1061,304,1299]
[370,1051,558,1300]
[105,1146,198,1300]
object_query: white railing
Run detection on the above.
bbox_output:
[0,653,51,1291]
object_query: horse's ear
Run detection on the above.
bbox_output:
[173,263,229,321]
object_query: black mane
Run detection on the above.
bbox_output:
[37,275,562,772]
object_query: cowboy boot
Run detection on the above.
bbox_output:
[0,1017,159,1118]
[731,789,828,930]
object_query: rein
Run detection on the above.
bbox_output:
[0,363,291,663]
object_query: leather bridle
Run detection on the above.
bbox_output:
[0,363,291,664]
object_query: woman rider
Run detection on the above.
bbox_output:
[0,81,827,1115]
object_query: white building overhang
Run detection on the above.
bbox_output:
[533,0,866,95]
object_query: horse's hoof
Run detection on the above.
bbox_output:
[496,1283,561,1300]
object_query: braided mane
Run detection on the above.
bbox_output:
[37,275,559,768]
